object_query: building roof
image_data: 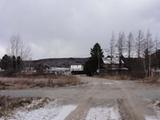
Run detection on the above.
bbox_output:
[103,56,120,64]
[24,58,89,68]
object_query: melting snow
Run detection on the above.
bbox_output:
[145,115,159,120]
[103,82,113,85]
[86,106,121,120]
[2,103,77,120]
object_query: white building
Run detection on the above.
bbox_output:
[47,67,70,75]
[70,65,84,72]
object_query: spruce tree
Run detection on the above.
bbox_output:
[84,43,104,75]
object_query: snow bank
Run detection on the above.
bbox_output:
[3,103,77,120]
[86,106,121,120]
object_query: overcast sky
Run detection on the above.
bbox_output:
[0,0,160,59]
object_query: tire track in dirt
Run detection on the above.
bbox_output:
[66,77,145,120]
[115,81,145,120]
[65,78,98,120]
[1,76,157,120]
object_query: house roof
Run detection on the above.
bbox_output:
[24,58,89,68]
[103,56,120,64]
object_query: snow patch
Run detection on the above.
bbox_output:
[145,100,160,120]
[3,103,77,120]
[103,82,113,85]
[86,106,121,120]
[145,115,159,120]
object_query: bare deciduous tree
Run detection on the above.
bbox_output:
[109,32,115,64]
[7,35,31,60]
[136,30,144,58]
[142,31,154,77]
[116,32,125,70]
[154,36,160,53]
[127,32,134,58]
[153,36,160,71]
[142,31,154,55]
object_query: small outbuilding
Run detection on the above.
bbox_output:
[70,65,84,74]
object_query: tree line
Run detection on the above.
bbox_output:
[84,30,160,77]
[107,30,159,77]
[108,30,158,59]
[0,55,23,75]
[0,35,31,75]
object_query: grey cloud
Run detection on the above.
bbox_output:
[0,0,160,59]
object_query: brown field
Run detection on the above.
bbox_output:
[0,75,81,90]
[97,74,135,80]
[99,74,160,82]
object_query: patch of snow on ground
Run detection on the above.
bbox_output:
[104,82,113,85]
[145,102,160,120]
[145,115,159,120]
[4,103,77,120]
[86,106,121,120]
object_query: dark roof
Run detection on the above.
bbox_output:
[120,56,145,71]
[24,58,89,68]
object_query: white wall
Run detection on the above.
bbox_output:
[70,65,84,71]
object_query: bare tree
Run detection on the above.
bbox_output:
[142,31,154,55]
[142,31,154,77]
[154,36,160,53]
[136,30,144,58]
[7,35,31,60]
[109,32,115,64]
[116,32,125,70]
[153,36,160,71]
[127,32,134,58]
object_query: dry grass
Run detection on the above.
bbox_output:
[47,75,81,87]
[0,96,51,118]
[99,75,132,80]
[140,76,160,84]
[100,75,160,83]
[0,75,81,90]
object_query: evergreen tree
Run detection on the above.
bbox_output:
[84,43,104,75]
[12,56,17,71]
[17,56,23,72]
[0,54,23,74]
[1,54,11,71]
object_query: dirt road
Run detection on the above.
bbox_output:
[0,76,160,120]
